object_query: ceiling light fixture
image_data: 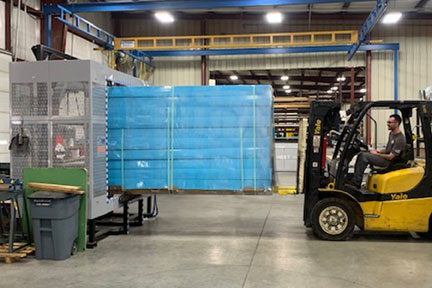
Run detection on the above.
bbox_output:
[327,90,333,94]
[281,75,289,81]
[266,12,283,24]
[360,88,367,93]
[285,89,292,93]
[155,12,175,23]
[337,76,346,82]
[283,85,290,90]
[382,12,402,24]
[230,75,239,81]
[331,86,338,91]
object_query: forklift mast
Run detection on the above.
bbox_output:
[303,101,341,226]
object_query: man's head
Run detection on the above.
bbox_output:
[387,114,402,131]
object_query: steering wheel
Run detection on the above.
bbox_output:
[354,137,369,151]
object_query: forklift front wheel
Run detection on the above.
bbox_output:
[311,198,355,241]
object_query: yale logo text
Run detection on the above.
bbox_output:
[314,119,322,135]
[390,193,408,200]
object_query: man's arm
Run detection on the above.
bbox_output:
[370,148,385,155]
[370,149,395,160]
[375,152,396,161]
[381,134,406,161]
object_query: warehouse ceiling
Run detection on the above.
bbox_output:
[111,0,432,20]
[210,67,366,99]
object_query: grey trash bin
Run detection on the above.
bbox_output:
[28,191,80,260]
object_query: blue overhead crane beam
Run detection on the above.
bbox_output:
[140,42,398,102]
[142,43,399,57]
[347,0,389,60]
[55,5,116,47]
[44,5,153,67]
[43,0,375,14]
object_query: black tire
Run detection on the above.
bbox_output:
[311,197,355,241]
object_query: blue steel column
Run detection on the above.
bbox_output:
[394,49,398,101]
[45,13,52,47]
[366,50,372,146]
[132,59,137,77]
[201,19,207,86]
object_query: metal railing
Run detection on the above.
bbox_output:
[114,30,359,51]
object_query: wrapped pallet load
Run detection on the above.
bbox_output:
[107,85,273,194]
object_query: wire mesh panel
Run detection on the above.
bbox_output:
[10,124,49,179]
[92,85,106,118]
[51,82,89,117]
[52,123,88,168]
[92,84,108,197]
[10,60,144,219]
[92,123,107,197]
[11,83,48,116]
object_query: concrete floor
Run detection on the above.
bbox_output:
[2,192,432,288]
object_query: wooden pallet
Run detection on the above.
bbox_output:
[108,186,270,196]
[0,243,35,264]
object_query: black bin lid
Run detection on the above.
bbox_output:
[28,191,76,199]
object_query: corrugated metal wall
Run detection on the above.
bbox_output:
[65,32,108,65]
[64,12,113,65]
[0,1,41,163]
[80,12,114,35]
[209,52,365,71]
[0,52,11,163]
[0,2,5,50]
[370,21,432,146]
[118,18,202,85]
[150,57,202,86]
[118,19,201,37]
[11,2,40,61]
[0,0,40,60]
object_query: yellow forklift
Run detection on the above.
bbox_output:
[303,101,432,240]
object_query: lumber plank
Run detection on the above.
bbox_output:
[27,182,85,194]
[274,103,310,108]
[0,252,27,258]
[274,97,311,103]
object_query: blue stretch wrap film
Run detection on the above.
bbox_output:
[107,85,273,191]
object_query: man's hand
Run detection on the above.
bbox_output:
[371,150,395,161]
[378,152,395,161]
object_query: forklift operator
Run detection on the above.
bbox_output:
[352,114,406,188]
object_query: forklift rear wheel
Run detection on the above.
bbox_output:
[311,198,355,241]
